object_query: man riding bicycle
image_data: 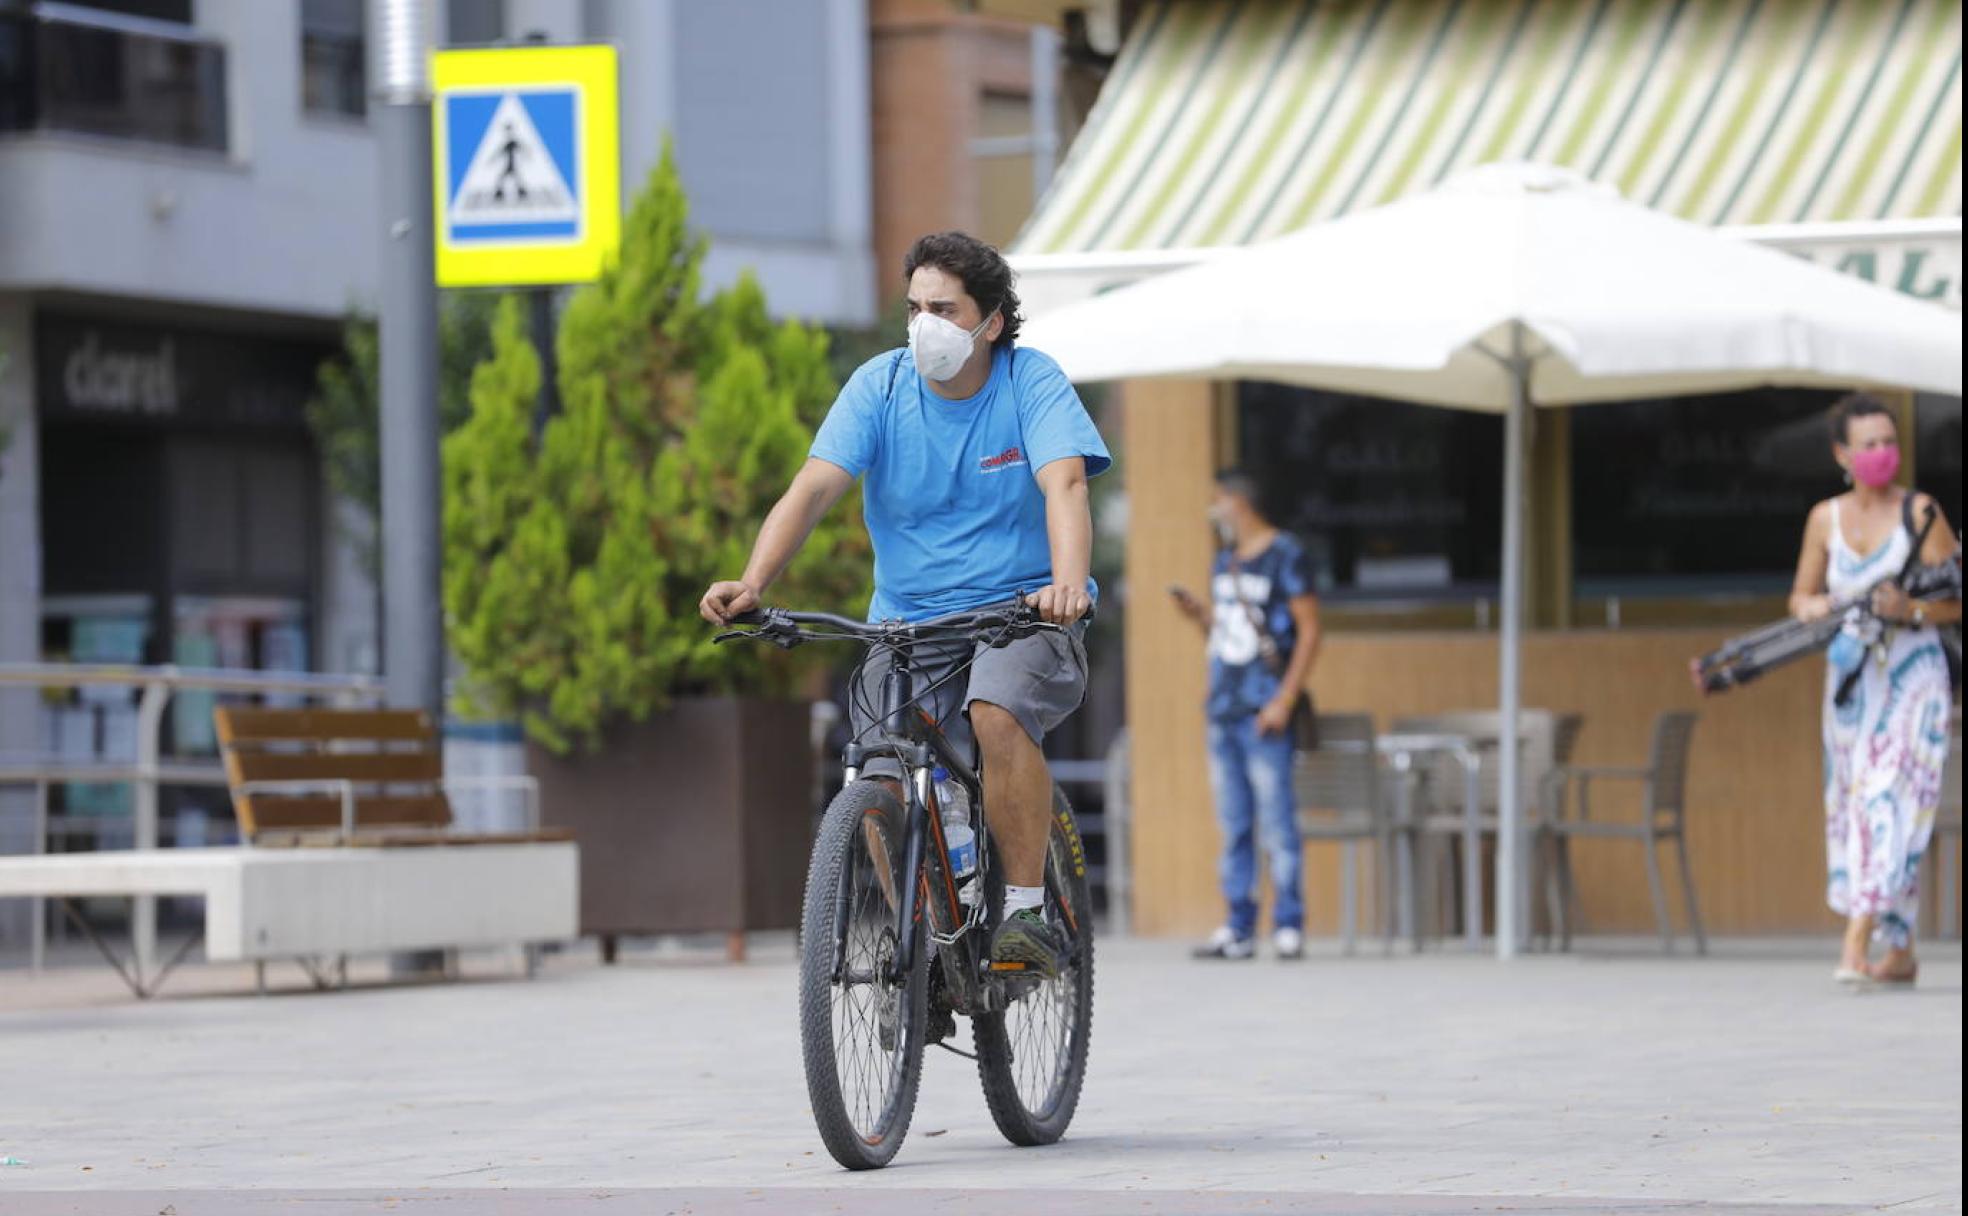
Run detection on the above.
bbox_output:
[700,231,1109,978]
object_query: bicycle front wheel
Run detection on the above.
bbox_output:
[798,778,928,1170]
[974,782,1095,1146]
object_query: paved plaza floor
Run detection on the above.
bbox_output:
[0,934,1959,1214]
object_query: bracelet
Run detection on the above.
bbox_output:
[1911,605,1926,629]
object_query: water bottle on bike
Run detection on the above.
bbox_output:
[934,767,980,906]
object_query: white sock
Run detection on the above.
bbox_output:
[1004,884,1046,915]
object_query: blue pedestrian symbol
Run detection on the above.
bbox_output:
[443,88,581,243]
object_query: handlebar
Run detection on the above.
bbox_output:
[713,597,1092,650]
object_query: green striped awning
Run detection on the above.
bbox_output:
[1014,0,1964,255]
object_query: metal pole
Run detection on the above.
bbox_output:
[31,778,46,974]
[131,677,169,978]
[1496,324,1531,961]
[529,288,559,438]
[373,0,444,978]
[372,0,443,717]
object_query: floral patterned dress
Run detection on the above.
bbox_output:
[1821,498,1954,948]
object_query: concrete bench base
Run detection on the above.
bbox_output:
[0,844,578,988]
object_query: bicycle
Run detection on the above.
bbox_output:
[714,598,1096,1170]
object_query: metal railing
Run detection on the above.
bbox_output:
[1049,730,1133,936]
[0,664,384,975]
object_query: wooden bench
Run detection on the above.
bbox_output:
[215,707,573,847]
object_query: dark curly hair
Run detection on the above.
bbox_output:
[1828,391,1895,445]
[902,231,1023,350]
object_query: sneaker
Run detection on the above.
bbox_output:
[991,908,1065,979]
[1274,927,1305,960]
[1191,926,1255,960]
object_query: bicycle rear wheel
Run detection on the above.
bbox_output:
[798,779,928,1170]
[973,783,1095,1146]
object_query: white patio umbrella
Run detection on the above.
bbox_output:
[1022,163,1963,958]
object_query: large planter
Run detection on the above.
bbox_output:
[529,696,814,960]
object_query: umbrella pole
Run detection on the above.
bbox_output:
[1496,324,1531,961]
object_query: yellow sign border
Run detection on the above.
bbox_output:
[432,44,621,288]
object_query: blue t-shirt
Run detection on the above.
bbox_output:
[810,345,1111,622]
[1206,534,1314,721]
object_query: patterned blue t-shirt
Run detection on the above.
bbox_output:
[810,345,1111,622]
[1207,534,1314,721]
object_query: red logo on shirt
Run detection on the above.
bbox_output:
[978,446,1026,472]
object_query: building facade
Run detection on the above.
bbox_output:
[0,0,878,948]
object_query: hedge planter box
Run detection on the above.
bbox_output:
[529,697,813,962]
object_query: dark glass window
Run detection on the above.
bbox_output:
[446,0,507,46]
[1572,388,1844,595]
[1915,394,1961,527]
[1238,382,1503,598]
[3,6,227,151]
[62,2,192,23]
[301,0,364,118]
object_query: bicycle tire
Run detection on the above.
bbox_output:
[973,782,1095,1147]
[798,779,929,1170]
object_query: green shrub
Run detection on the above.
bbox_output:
[443,147,870,753]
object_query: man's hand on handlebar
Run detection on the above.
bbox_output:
[1025,582,1091,626]
[700,580,760,626]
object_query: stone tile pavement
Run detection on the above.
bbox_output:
[0,934,1958,1214]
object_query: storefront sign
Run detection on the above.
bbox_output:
[37,315,329,429]
[60,330,179,416]
[1763,237,1961,310]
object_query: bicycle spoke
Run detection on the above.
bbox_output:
[829,820,908,1141]
[994,839,1081,1117]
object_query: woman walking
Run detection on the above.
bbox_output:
[1788,393,1959,985]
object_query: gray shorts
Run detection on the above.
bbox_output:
[847,624,1088,774]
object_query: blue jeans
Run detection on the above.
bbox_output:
[1207,715,1303,938]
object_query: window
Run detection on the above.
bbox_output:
[975,90,1035,249]
[1915,394,1962,527]
[446,0,506,47]
[301,0,364,119]
[63,1,192,21]
[1238,382,1503,598]
[5,3,227,151]
[1571,389,1844,596]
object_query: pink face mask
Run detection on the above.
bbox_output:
[1849,444,1901,488]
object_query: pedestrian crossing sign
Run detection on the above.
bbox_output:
[432,44,620,287]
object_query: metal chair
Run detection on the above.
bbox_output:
[1293,713,1394,954]
[1532,713,1585,948]
[1545,710,1706,954]
[1926,720,1961,940]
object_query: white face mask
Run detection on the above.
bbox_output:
[908,309,995,382]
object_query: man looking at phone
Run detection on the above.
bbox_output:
[1169,470,1321,960]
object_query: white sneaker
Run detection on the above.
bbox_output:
[1273,927,1305,960]
[1191,926,1255,960]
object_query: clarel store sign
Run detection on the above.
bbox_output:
[36,316,325,429]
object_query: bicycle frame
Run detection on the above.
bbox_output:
[834,647,985,989]
[716,599,1083,1010]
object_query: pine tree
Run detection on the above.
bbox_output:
[444,146,870,753]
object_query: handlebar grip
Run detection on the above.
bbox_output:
[728,608,768,626]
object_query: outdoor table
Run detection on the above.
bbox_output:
[1376,731,1486,952]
